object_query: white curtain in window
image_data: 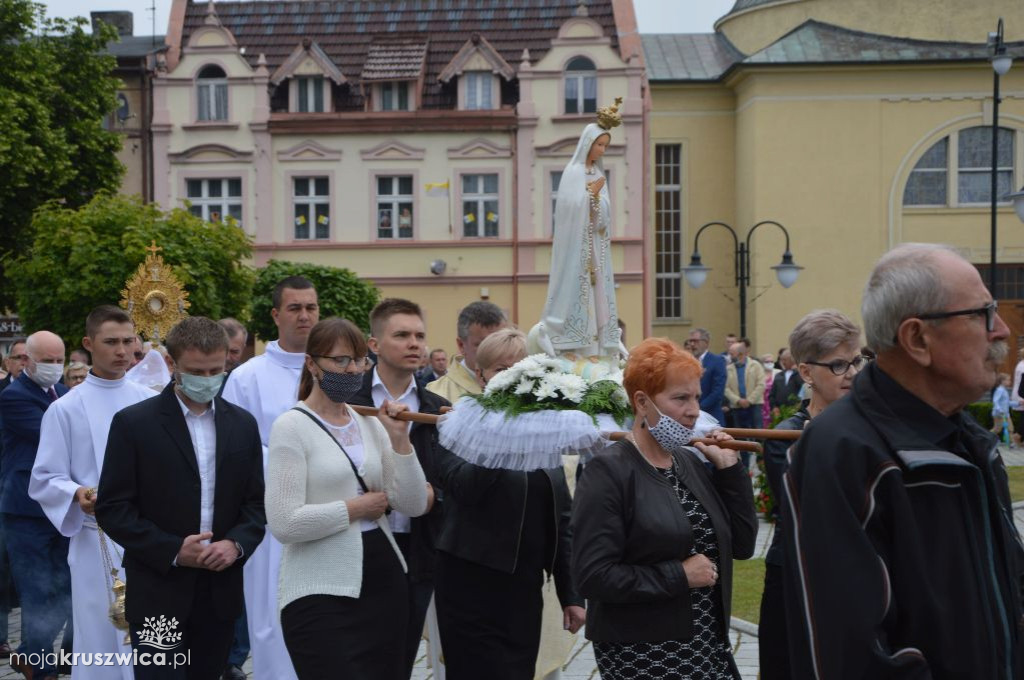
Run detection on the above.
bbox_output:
[198,85,211,121]
[214,83,228,120]
[480,76,492,109]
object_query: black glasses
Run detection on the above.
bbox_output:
[916,301,998,333]
[311,355,373,371]
[805,355,868,376]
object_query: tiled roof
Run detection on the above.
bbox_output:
[105,35,167,58]
[643,20,1024,82]
[642,33,743,81]
[180,0,619,108]
[744,20,1024,65]
[361,41,428,81]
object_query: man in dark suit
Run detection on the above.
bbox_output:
[349,298,450,678]
[688,328,726,424]
[0,331,70,680]
[768,348,804,417]
[96,317,265,680]
[0,340,27,393]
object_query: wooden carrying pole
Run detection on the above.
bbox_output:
[347,405,802,453]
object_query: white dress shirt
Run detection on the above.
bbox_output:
[370,368,419,535]
[176,392,217,544]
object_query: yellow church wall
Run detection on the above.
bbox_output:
[652,60,1024,357]
[717,0,1024,57]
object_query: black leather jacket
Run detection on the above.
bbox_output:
[435,454,583,609]
[571,440,756,644]
[348,372,451,583]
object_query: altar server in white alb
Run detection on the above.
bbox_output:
[30,305,154,679]
[221,276,319,680]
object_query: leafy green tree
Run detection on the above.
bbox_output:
[0,1,123,307]
[250,260,381,341]
[8,194,256,348]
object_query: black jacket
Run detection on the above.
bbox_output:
[435,455,582,609]
[782,362,1024,679]
[96,384,266,624]
[571,440,756,644]
[763,401,809,566]
[768,370,803,411]
[348,371,451,582]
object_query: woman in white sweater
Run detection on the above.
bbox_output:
[266,317,430,680]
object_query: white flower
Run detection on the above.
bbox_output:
[514,377,535,395]
[484,368,518,394]
[611,386,629,407]
[533,378,559,401]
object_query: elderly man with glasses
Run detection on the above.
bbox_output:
[781,243,1024,680]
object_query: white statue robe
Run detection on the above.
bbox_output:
[30,372,155,680]
[539,122,621,358]
[221,341,304,680]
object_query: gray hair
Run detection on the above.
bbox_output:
[456,301,506,340]
[691,327,711,342]
[862,243,957,352]
[788,310,862,364]
[218,318,248,341]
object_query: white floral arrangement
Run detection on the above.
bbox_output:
[474,353,631,425]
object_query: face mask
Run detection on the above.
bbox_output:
[317,368,363,403]
[763,362,774,371]
[28,362,64,390]
[177,372,225,404]
[645,402,696,452]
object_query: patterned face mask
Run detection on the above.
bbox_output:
[645,402,696,452]
[317,368,363,403]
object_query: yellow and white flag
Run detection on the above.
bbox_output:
[425,181,449,198]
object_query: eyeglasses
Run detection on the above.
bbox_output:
[915,301,999,333]
[805,355,868,376]
[311,355,373,371]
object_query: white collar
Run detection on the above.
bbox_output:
[264,340,307,370]
[85,371,127,389]
[174,389,216,418]
[371,366,416,401]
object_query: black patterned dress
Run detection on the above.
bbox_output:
[593,464,734,680]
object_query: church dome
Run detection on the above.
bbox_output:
[715,0,1023,56]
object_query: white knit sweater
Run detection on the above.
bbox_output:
[266,402,428,611]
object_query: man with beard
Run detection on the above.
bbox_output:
[782,243,1024,679]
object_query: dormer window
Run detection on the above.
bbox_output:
[463,72,494,110]
[564,56,596,114]
[296,76,325,113]
[378,82,410,111]
[197,65,228,121]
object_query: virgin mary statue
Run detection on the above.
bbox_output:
[534,98,626,360]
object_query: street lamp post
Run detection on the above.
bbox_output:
[989,18,1012,295]
[681,220,803,339]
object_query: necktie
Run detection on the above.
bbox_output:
[48,387,58,401]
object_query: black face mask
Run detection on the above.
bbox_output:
[317,368,363,403]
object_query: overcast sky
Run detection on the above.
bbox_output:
[38,0,737,36]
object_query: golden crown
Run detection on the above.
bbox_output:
[596,97,623,130]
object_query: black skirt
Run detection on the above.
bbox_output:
[280,528,409,680]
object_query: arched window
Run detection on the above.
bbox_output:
[564,56,596,115]
[196,65,228,121]
[904,126,1016,206]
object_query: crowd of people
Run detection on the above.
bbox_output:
[0,241,1021,679]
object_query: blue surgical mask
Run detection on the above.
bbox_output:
[176,372,225,404]
[645,403,696,452]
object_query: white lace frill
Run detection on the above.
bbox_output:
[438,397,612,470]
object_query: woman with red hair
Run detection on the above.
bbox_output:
[571,338,757,679]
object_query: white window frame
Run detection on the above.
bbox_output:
[293,176,330,240]
[295,76,325,113]
[461,173,500,238]
[903,126,1022,208]
[376,175,414,239]
[654,144,683,320]
[185,178,242,225]
[196,66,228,122]
[564,57,597,115]
[377,81,411,111]
[463,72,494,111]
